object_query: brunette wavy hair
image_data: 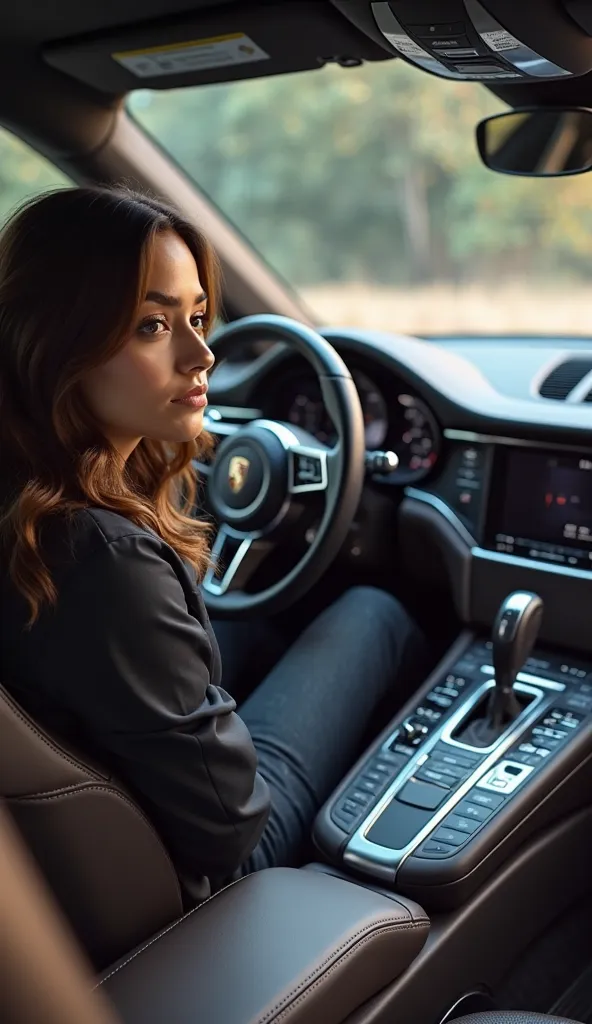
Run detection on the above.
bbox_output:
[0,185,220,624]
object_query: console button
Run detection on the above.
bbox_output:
[348,789,373,807]
[443,812,481,835]
[455,799,491,822]
[435,751,476,771]
[414,766,454,788]
[432,742,483,766]
[410,22,467,38]
[566,693,592,713]
[342,799,362,815]
[415,839,456,858]
[397,779,448,810]
[466,790,505,810]
[433,762,470,781]
[424,691,454,710]
[371,755,403,777]
[356,777,381,795]
[331,807,358,833]
[532,726,568,742]
[415,705,443,724]
[433,827,467,847]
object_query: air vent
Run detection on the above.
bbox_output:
[539,359,592,400]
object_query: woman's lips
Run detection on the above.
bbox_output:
[171,392,208,409]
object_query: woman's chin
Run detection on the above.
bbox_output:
[168,406,207,441]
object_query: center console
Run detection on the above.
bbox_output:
[313,592,592,909]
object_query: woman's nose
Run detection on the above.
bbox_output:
[180,329,215,373]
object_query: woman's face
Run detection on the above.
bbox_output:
[81,229,215,460]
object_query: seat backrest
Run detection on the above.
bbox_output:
[0,684,183,970]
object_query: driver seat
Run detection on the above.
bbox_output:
[0,682,183,969]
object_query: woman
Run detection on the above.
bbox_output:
[0,186,426,904]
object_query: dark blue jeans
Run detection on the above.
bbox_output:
[212,586,427,871]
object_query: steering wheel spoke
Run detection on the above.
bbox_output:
[203,527,273,597]
[288,444,330,495]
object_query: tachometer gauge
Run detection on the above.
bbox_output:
[391,394,440,483]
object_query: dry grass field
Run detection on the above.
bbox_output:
[301,283,592,338]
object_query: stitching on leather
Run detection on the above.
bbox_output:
[271,922,428,1023]
[260,918,429,1023]
[1,689,103,782]
[15,783,100,799]
[95,875,247,988]
[12,784,183,907]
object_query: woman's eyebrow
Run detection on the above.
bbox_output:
[145,289,207,307]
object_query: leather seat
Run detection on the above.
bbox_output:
[453,1015,581,1023]
[0,684,183,969]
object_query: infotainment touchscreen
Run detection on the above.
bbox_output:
[487,448,592,571]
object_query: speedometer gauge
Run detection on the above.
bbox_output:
[391,394,440,483]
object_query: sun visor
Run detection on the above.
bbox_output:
[43,1,391,95]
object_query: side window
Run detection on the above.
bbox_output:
[0,128,70,223]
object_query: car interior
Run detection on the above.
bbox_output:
[2,1,592,1022]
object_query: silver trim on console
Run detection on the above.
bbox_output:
[480,664,565,693]
[344,678,549,881]
[405,487,477,546]
[443,429,592,456]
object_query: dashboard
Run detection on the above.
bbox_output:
[208,328,592,654]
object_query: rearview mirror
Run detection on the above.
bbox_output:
[476,107,592,177]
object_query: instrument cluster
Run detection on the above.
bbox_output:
[271,365,441,484]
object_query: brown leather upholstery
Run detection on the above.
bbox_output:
[100,866,430,1024]
[0,804,120,1024]
[0,684,183,970]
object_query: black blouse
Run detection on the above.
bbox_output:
[0,507,270,902]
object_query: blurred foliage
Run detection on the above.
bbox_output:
[0,131,69,221]
[129,59,592,289]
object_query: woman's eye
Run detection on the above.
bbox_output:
[138,317,168,337]
[191,312,207,333]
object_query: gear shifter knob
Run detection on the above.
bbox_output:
[492,591,544,697]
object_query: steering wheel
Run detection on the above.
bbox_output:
[199,315,365,617]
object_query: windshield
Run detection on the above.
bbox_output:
[129,61,592,337]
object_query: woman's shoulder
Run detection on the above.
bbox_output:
[41,507,169,577]
[77,507,161,548]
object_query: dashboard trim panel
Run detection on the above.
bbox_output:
[405,487,477,547]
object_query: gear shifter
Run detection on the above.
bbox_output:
[488,591,544,730]
[459,591,544,748]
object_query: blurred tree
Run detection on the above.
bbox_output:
[130,59,592,290]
